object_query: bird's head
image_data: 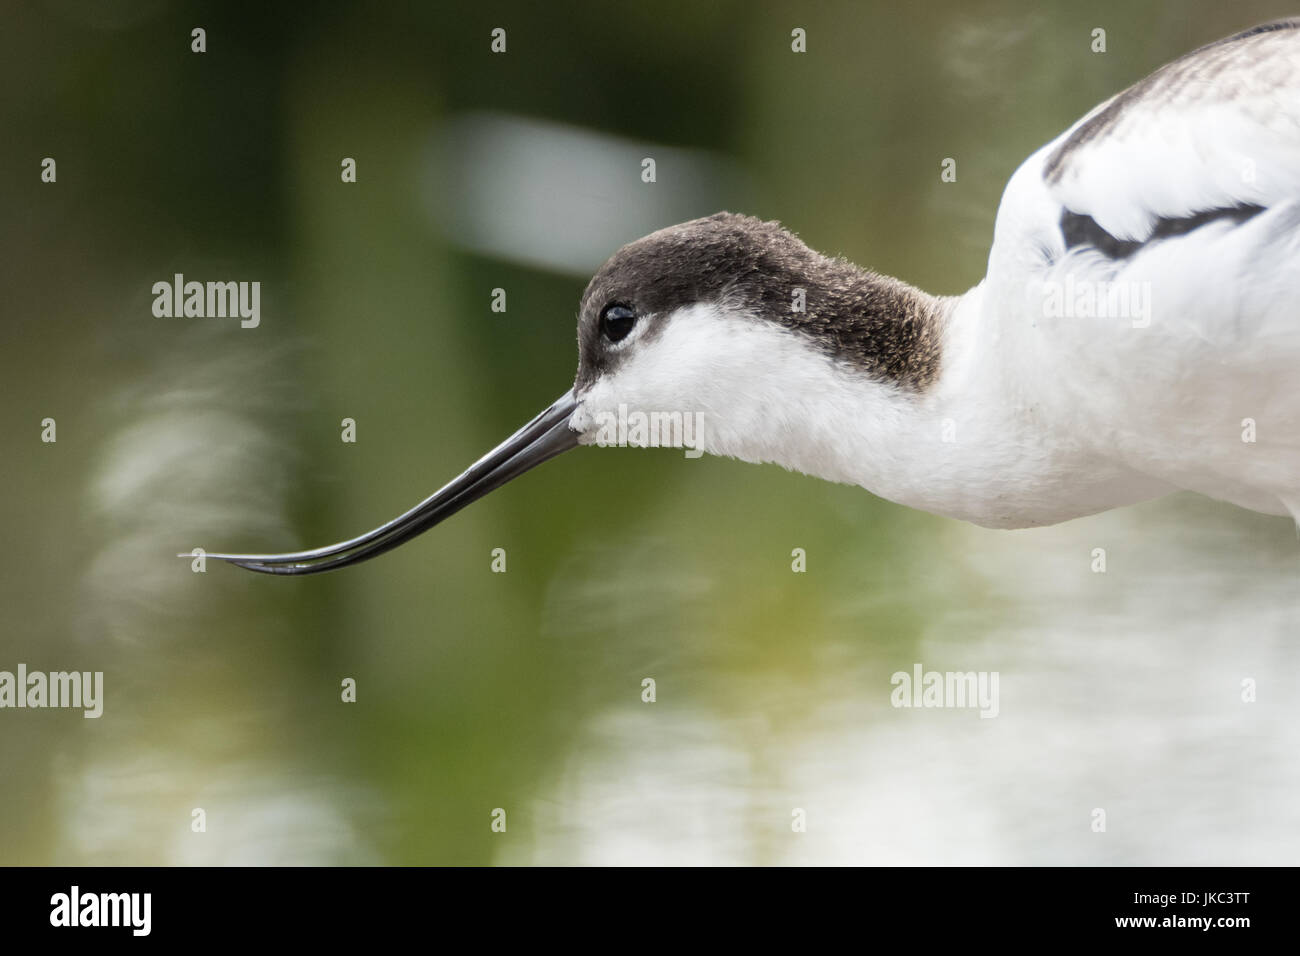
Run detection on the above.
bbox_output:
[569,212,824,456]
[569,211,940,459]
[209,212,941,573]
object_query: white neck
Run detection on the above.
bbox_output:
[573,298,1171,528]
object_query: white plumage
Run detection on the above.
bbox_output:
[584,21,1300,529]
[976,20,1300,523]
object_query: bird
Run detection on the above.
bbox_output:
[204,19,1300,575]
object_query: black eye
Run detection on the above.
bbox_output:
[599,303,637,343]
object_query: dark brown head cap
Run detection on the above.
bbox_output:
[574,212,942,392]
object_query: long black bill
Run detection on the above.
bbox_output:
[198,389,580,575]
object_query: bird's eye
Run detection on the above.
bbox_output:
[599,303,637,343]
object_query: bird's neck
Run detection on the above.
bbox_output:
[707,278,1169,528]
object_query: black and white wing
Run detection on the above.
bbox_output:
[991,19,1300,274]
[986,19,1300,518]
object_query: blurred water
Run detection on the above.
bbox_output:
[508,497,1300,865]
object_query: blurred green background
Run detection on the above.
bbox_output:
[3,0,1298,865]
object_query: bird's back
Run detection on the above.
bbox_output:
[983,20,1300,520]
